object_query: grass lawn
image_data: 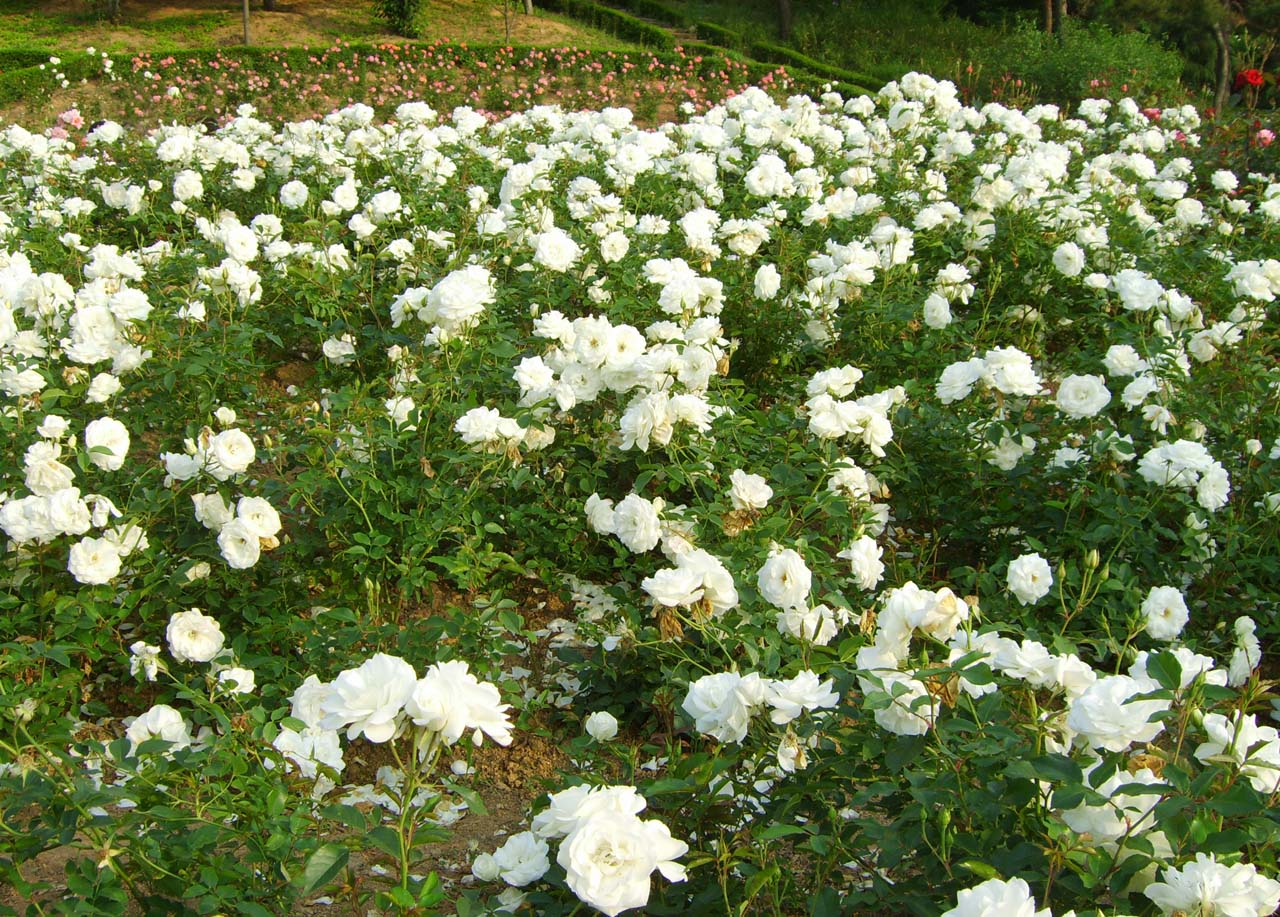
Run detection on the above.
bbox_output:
[0,0,638,54]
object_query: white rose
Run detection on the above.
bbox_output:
[584,711,619,742]
[166,608,225,663]
[1055,374,1111,419]
[532,228,582,273]
[67,535,123,585]
[641,566,704,608]
[192,492,234,531]
[1142,585,1190,641]
[491,831,550,887]
[217,517,262,569]
[319,653,417,743]
[754,264,781,300]
[83,417,130,471]
[728,469,773,511]
[1051,241,1085,277]
[612,494,661,554]
[236,496,281,538]
[557,810,687,917]
[1006,553,1053,605]
[217,666,256,695]
[1066,674,1168,752]
[279,180,309,209]
[207,428,255,479]
[756,547,812,611]
[126,703,192,757]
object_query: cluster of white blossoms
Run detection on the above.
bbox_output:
[803,364,905,456]
[1137,438,1232,512]
[470,784,688,916]
[1,413,147,584]
[681,669,838,756]
[311,653,512,747]
[2,65,1278,916]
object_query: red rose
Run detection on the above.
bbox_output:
[1233,69,1264,91]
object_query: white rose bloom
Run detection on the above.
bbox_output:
[207,429,255,480]
[404,659,513,747]
[172,169,203,202]
[756,547,812,611]
[217,517,262,569]
[922,292,952,329]
[83,417,130,471]
[837,535,884,590]
[584,494,617,535]
[728,469,773,511]
[612,494,662,553]
[472,852,501,883]
[279,180,309,209]
[1066,674,1168,752]
[491,831,551,887]
[533,227,582,273]
[1194,713,1280,794]
[584,711,619,742]
[1055,374,1111,419]
[765,670,839,725]
[129,641,163,681]
[67,535,123,585]
[1141,585,1190,641]
[166,608,225,663]
[192,492,234,531]
[322,335,356,365]
[942,877,1051,917]
[531,784,648,840]
[126,704,193,757]
[983,346,1042,397]
[236,496,281,538]
[1051,241,1086,277]
[85,373,121,403]
[319,653,417,743]
[1006,553,1053,605]
[754,263,781,300]
[1102,343,1148,377]
[1144,853,1280,917]
[289,674,332,727]
[217,666,256,695]
[681,671,768,744]
[641,566,704,608]
[678,549,738,616]
[557,810,687,917]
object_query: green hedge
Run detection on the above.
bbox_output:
[0,48,58,72]
[694,20,742,49]
[537,0,676,49]
[608,0,691,27]
[748,40,882,90]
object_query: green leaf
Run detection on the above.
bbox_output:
[1145,651,1183,691]
[958,860,1000,880]
[367,825,403,859]
[319,804,368,832]
[297,843,347,895]
[739,864,780,914]
[445,779,489,817]
[1210,782,1263,817]
[756,824,808,840]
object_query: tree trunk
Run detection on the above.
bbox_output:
[1042,0,1053,33]
[242,0,251,44]
[263,0,276,11]
[1053,0,1067,33]
[777,0,793,40]
[523,0,533,13]
[1212,19,1231,115]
